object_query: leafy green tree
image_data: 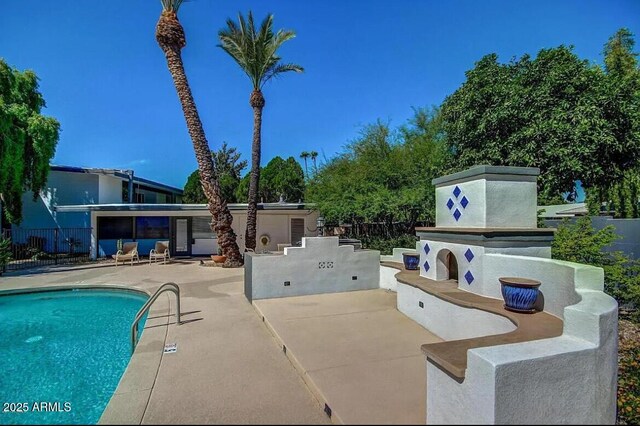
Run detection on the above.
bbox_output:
[586,29,640,217]
[183,142,247,203]
[441,42,640,202]
[218,11,303,251]
[306,108,449,236]
[155,0,242,266]
[235,156,305,203]
[0,59,60,224]
[604,28,639,77]
[261,156,305,202]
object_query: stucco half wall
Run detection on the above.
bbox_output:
[244,237,380,302]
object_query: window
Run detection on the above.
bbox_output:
[135,192,145,203]
[98,217,133,240]
[193,216,216,239]
[135,217,170,239]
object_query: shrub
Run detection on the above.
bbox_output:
[0,238,11,272]
[360,234,419,255]
[551,216,640,314]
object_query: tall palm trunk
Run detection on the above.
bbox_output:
[156,11,242,266]
[245,89,265,252]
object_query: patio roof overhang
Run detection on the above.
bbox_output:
[54,202,316,213]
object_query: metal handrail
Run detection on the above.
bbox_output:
[131,282,181,353]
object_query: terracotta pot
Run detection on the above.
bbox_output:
[211,255,227,264]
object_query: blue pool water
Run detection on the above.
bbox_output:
[0,289,148,425]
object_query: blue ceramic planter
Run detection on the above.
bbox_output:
[402,252,420,270]
[499,277,541,313]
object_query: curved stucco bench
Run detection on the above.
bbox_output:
[380,261,564,380]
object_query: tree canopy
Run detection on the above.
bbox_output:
[235,155,305,203]
[0,59,60,224]
[306,107,449,234]
[182,142,247,204]
[440,40,640,203]
[586,28,640,217]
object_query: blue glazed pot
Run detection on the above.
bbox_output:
[402,253,420,271]
[499,277,541,313]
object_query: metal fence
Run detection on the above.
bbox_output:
[1,227,92,271]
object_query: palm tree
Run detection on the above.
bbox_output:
[300,151,310,177]
[219,11,303,252]
[309,151,318,177]
[156,0,243,266]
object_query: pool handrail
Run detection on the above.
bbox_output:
[131,282,181,353]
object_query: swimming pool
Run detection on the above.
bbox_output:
[0,288,148,425]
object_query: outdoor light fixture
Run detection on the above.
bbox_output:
[316,216,325,236]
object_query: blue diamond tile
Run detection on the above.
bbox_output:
[424,243,430,255]
[460,196,469,209]
[453,186,461,198]
[453,208,462,221]
[465,270,474,284]
[446,198,454,210]
[465,248,474,262]
[423,260,430,272]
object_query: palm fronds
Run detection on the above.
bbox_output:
[160,0,187,12]
[218,11,304,89]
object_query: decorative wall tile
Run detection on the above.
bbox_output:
[464,248,474,262]
[424,260,430,272]
[460,196,469,209]
[447,187,470,221]
[464,270,474,284]
[424,243,431,255]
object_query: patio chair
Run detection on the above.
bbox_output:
[149,241,170,265]
[112,242,139,266]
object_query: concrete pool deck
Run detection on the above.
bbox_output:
[0,260,440,424]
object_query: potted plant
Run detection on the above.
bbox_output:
[402,252,420,270]
[211,247,227,264]
[499,277,541,313]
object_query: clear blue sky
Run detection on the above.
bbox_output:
[2,0,639,189]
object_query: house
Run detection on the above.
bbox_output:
[12,165,183,231]
[55,202,319,258]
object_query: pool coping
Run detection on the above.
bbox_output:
[0,282,170,425]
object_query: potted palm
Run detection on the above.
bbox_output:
[211,247,227,264]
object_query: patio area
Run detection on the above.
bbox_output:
[0,259,438,425]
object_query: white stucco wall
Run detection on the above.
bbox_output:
[245,237,380,301]
[380,265,399,291]
[397,282,516,340]
[435,179,537,229]
[426,283,617,425]
[384,244,617,424]
[481,254,590,319]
